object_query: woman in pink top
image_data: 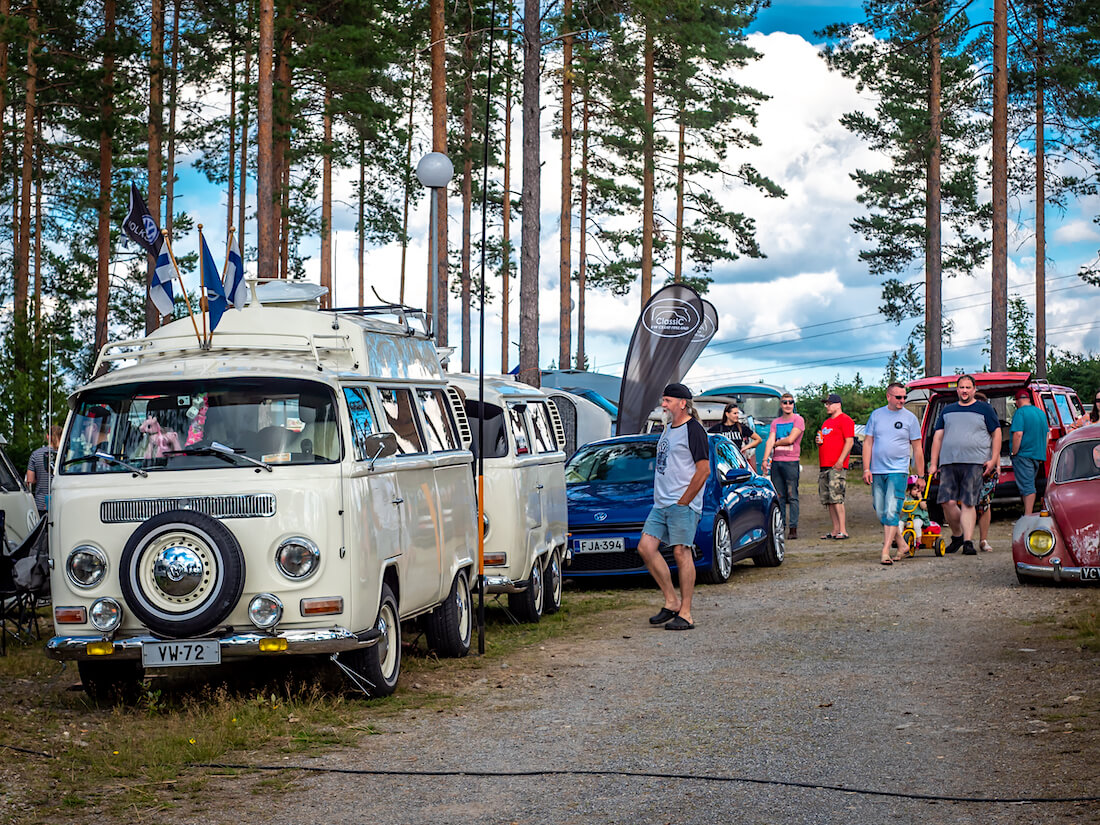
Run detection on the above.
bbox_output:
[762,393,805,539]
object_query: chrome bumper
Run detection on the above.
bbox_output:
[482,574,526,594]
[1016,558,1100,583]
[46,626,380,662]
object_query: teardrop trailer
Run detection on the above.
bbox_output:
[46,283,479,699]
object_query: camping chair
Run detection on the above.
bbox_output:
[1,515,50,655]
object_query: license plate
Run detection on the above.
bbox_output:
[1082,568,1100,581]
[574,537,625,553]
[142,639,221,667]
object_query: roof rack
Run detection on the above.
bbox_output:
[321,286,431,338]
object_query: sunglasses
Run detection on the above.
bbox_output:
[781,399,794,405]
[892,394,906,400]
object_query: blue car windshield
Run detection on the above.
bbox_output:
[566,441,657,484]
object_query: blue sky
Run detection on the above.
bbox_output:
[164,1,1100,394]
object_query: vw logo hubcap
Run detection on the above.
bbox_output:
[152,545,205,596]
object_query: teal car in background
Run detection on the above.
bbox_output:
[698,384,789,469]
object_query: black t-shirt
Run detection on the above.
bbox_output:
[709,421,754,450]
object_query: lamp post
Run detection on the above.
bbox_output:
[416,152,454,340]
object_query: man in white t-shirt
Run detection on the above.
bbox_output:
[638,383,710,631]
[862,382,925,564]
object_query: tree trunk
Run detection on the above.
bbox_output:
[33,110,41,326]
[256,0,275,278]
[321,85,332,308]
[399,56,415,304]
[519,0,540,386]
[238,0,252,254]
[15,0,38,319]
[275,3,292,278]
[558,0,573,370]
[147,0,164,333]
[95,0,116,355]
[359,137,366,306]
[925,29,942,377]
[461,19,474,372]
[674,106,685,282]
[429,0,448,347]
[989,0,1008,370]
[640,24,654,307]
[576,92,589,370]
[1034,9,1046,378]
[165,0,179,240]
[501,5,512,373]
[227,30,237,240]
[0,0,7,230]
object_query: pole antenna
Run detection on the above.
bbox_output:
[475,0,499,656]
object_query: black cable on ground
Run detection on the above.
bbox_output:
[187,762,1100,805]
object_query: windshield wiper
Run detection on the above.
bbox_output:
[60,452,149,478]
[169,441,272,472]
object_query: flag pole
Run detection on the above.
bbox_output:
[222,226,236,279]
[162,236,202,346]
[199,224,209,348]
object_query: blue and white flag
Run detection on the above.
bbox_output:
[150,239,176,316]
[201,234,228,332]
[223,236,246,309]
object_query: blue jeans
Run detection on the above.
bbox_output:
[872,473,908,526]
[770,460,800,528]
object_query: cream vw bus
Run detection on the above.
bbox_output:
[47,283,477,699]
[449,375,568,621]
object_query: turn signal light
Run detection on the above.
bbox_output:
[483,552,507,566]
[300,597,343,616]
[86,640,114,656]
[258,637,288,652]
[54,606,87,624]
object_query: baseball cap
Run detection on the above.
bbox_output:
[1014,389,1030,400]
[662,383,692,400]
[821,393,842,404]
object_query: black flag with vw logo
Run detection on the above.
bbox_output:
[122,182,164,257]
[615,284,708,435]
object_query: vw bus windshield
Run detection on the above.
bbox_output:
[60,378,341,474]
[736,395,782,423]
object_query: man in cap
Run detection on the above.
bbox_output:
[637,383,709,630]
[1009,388,1047,515]
[816,393,855,540]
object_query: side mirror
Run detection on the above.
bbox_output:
[365,432,399,470]
[723,467,752,485]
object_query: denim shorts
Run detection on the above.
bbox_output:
[871,473,907,526]
[1012,455,1042,496]
[642,504,701,548]
[937,463,985,507]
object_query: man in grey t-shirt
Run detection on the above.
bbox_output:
[929,375,1001,556]
[638,383,710,630]
[25,425,61,517]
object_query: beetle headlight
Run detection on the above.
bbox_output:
[89,598,122,632]
[66,545,107,589]
[1026,529,1055,557]
[248,593,283,630]
[275,537,320,579]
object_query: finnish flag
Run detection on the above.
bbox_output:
[223,236,246,309]
[150,239,175,316]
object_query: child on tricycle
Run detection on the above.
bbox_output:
[899,476,946,557]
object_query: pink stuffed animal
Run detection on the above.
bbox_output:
[140,414,182,459]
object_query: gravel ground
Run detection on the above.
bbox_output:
[163,478,1100,825]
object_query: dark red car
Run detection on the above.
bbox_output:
[907,372,1085,510]
[1012,422,1100,584]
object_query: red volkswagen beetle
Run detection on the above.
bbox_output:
[1012,422,1100,585]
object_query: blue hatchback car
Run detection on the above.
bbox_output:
[565,433,785,582]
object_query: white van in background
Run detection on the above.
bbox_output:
[449,375,568,622]
[47,282,477,699]
[0,434,37,551]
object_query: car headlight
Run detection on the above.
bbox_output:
[89,598,122,632]
[248,593,283,629]
[275,537,320,579]
[66,545,108,588]
[1026,529,1055,557]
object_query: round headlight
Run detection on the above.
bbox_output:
[248,593,283,629]
[66,545,108,589]
[275,537,320,579]
[1027,529,1055,557]
[89,598,122,632]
